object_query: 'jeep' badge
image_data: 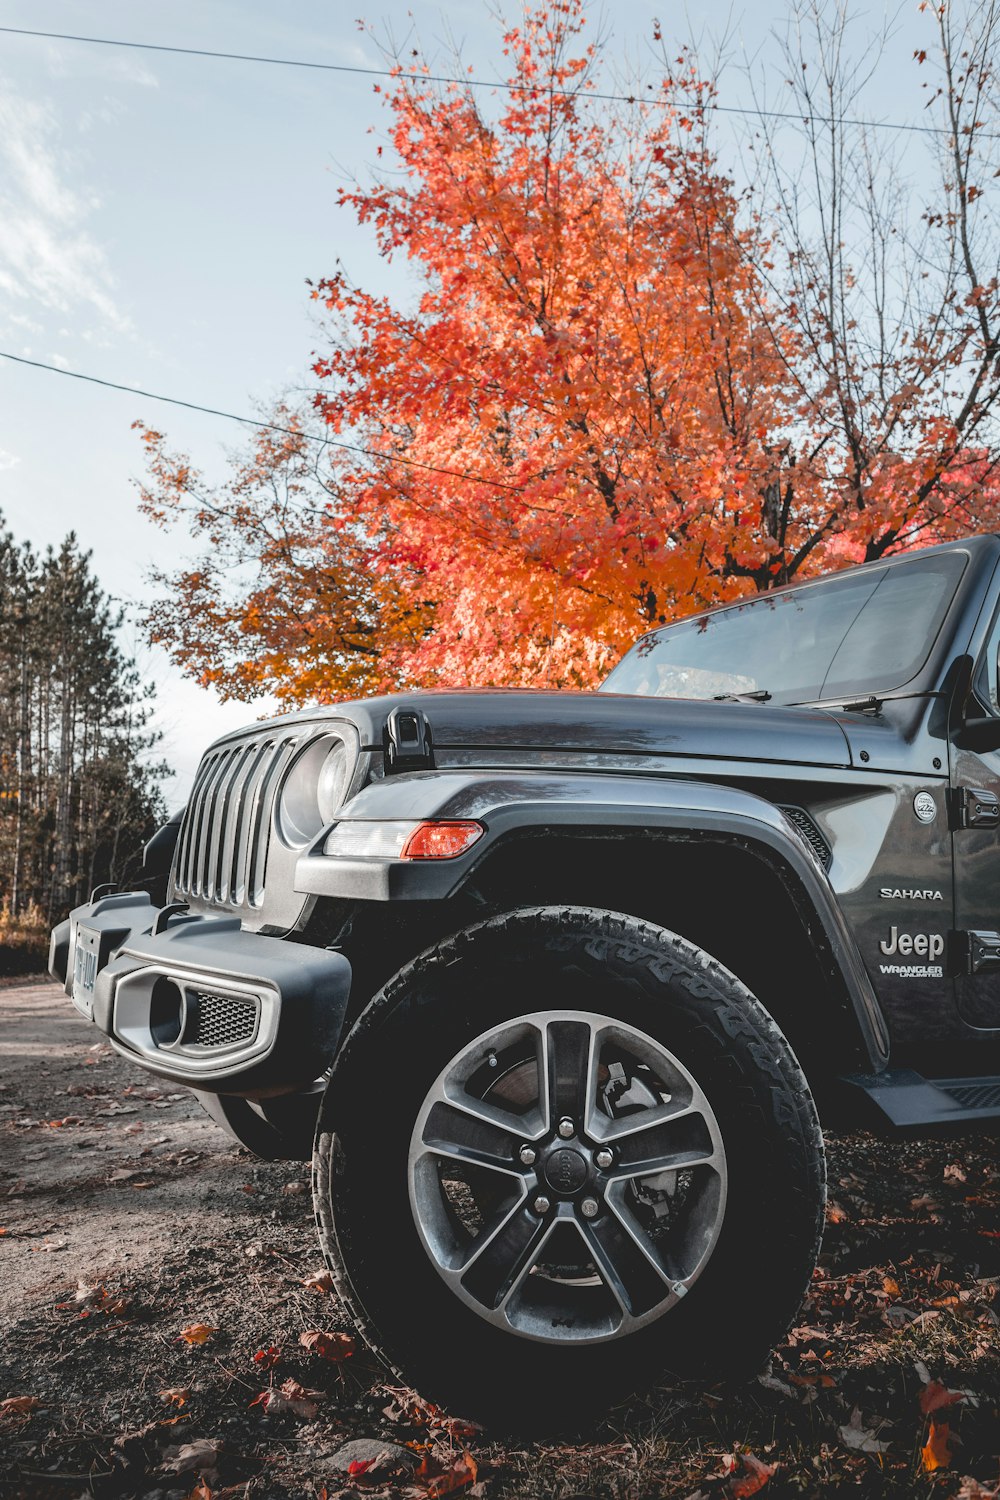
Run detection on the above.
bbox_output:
[880,926,944,961]
[913,792,936,823]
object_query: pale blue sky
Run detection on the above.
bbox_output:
[0,0,937,799]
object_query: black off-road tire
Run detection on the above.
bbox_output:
[312,907,825,1429]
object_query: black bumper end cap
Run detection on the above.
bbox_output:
[49,919,71,987]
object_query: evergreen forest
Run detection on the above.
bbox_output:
[0,511,168,969]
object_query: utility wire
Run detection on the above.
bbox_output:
[0,350,529,491]
[0,21,975,140]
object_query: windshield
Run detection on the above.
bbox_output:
[601,551,967,705]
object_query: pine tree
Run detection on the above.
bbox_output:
[0,511,169,960]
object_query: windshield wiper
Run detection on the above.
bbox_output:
[841,695,883,714]
[712,689,772,703]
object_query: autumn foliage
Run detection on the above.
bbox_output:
[138,0,1000,704]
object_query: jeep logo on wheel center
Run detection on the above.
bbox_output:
[545,1147,589,1194]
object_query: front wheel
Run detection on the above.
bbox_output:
[313,907,825,1427]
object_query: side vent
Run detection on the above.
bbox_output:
[779,805,832,871]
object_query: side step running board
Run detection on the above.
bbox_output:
[839,1069,1000,1131]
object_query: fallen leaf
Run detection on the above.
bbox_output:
[252,1346,282,1370]
[303,1270,335,1294]
[724,1453,776,1497]
[160,1387,191,1408]
[414,1450,478,1498]
[249,1377,323,1419]
[114,1417,185,1449]
[300,1329,356,1362]
[944,1163,968,1184]
[179,1323,218,1346]
[790,1371,836,1390]
[160,1438,221,1477]
[63,1281,129,1317]
[922,1420,955,1471]
[757,1371,795,1397]
[825,1201,849,1224]
[839,1407,891,1454]
[378,1387,482,1455]
[186,1482,213,1500]
[348,1458,377,1475]
[0,1396,40,1423]
[883,1276,901,1297]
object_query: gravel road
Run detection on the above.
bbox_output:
[3,976,999,1500]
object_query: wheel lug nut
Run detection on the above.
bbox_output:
[595,1148,613,1170]
[580,1197,600,1219]
[533,1195,551,1214]
[557,1117,575,1139]
[518,1145,537,1166]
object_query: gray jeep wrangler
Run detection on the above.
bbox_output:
[50,534,1000,1423]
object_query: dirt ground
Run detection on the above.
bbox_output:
[2,976,1000,1500]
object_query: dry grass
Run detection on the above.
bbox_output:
[0,903,49,977]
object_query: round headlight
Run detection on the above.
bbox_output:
[317,739,351,823]
[278,735,354,846]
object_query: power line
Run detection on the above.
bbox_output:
[0,350,528,491]
[0,21,970,140]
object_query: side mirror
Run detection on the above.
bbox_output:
[959,713,1000,753]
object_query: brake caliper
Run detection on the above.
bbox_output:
[601,1061,690,1238]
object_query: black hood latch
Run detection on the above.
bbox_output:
[384,705,434,774]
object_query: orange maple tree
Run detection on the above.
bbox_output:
[138,0,1000,704]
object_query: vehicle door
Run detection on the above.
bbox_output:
[951,594,1000,1031]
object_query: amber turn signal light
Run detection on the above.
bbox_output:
[399,820,485,860]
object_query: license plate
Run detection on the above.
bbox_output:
[72,924,101,1014]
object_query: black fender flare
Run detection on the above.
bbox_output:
[295,769,889,1070]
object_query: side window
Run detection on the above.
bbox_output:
[974,602,1000,715]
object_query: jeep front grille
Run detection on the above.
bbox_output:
[173,735,299,909]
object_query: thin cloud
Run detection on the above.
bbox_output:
[41,43,158,89]
[109,56,159,88]
[0,448,21,471]
[0,81,131,333]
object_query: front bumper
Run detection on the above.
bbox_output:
[50,893,351,1095]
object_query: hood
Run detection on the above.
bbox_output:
[268,689,854,771]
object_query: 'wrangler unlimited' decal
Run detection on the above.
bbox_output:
[878,926,945,979]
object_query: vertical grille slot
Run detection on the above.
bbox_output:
[174,735,298,911]
[248,738,298,907]
[227,740,273,905]
[177,751,220,895]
